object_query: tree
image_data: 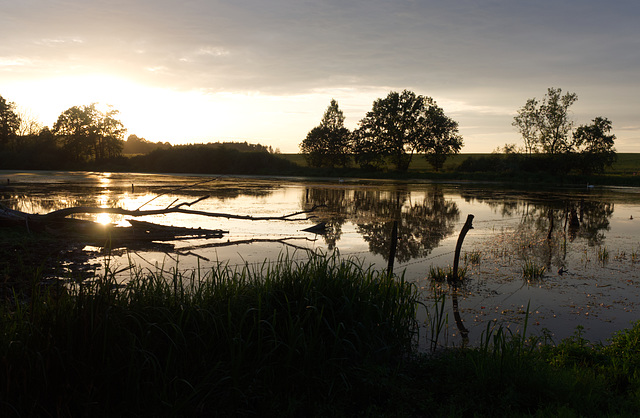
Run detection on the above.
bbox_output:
[16,107,43,137]
[351,129,387,171]
[420,104,464,171]
[513,87,578,154]
[53,103,125,162]
[573,117,616,174]
[96,107,126,159]
[512,98,540,154]
[353,90,462,172]
[0,94,21,150]
[300,99,351,168]
[53,105,95,162]
[513,88,617,174]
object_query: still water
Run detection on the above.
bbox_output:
[2,170,640,348]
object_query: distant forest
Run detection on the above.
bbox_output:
[122,134,276,156]
[0,95,297,175]
[0,134,299,175]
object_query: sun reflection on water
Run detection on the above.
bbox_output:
[95,212,112,225]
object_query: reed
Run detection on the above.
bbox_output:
[4,250,640,416]
[522,259,546,281]
[427,265,467,283]
[598,246,610,266]
[424,290,448,352]
[0,251,420,416]
[428,265,448,283]
[464,250,483,265]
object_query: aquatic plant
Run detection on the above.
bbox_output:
[465,250,483,265]
[522,259,546,281]
[425,290,449,352]
[428,265,467,283]
[5,249,640,416]
[428,265,448,283]
[597,246,610,266]
[614,250,627,261]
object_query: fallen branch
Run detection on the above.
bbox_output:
[136,177,218,210]
[177,236,316,252]
[175,237,317,260]
[0,202,325,223]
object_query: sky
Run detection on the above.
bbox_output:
[1,0,639,153]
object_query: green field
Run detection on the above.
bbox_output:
[281,153,640,175]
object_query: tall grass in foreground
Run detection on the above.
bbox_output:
[0,252,419,417]
[4,251,640,417]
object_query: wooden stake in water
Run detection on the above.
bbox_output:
[387,220,398,276]
[452,214,474,282]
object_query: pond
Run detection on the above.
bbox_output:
[2,170,640,349]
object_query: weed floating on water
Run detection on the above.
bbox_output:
[597,245,610,266]
[427,265,467,284]
[465,250,483,264]
[522,259,546,281]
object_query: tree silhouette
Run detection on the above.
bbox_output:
[513,88,578,155]
[300,99,351,168]
[53,104,125,162]
[0,94,21,150]
[353,90,462,172]
[573,117,617,174]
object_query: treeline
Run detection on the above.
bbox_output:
[0,140,298,175]
[0,88,622,178]
[128,144,298,175]
[300,91,463,172]
[0,135,294,175]
[122,135,275,155]
[301,87,618,176]
[457,152,614,179]
[0,93,294,175]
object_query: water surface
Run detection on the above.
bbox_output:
[2,170,639,348]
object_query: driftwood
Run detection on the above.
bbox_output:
[0,200,325,246]
[1,199,324,222]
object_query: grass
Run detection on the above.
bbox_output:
[3,249,640,416]
[598,245,610,266]
[427,265,467,284]
[522,258,546,282]
[283,152,639,174]
[464,250,483,265]
[0,251,419,416]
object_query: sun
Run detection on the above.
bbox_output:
[4,74,150,129]
[4,72,326,151]
[7,73,240,144]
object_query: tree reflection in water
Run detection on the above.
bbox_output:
[460,188,614,271]
[506,199,613,271]
[302,184,460,263]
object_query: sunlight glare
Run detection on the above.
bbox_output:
[99,173,112,187]
[95,212,112,226]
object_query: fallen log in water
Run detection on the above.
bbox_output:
[0,201,325,245]
[0,200,323,222]
[125,219,226,240]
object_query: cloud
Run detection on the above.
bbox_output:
[0,57,32,67]
[4,1,638,94]
[2,0,639,151]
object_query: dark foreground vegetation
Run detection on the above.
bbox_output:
[2,232,640,417]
